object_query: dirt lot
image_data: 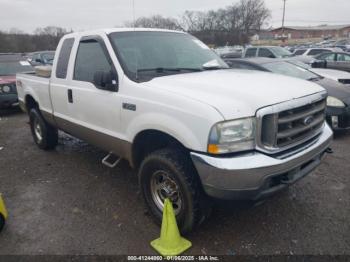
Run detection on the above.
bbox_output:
[0,109,349,256]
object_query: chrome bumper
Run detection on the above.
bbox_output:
[191,124,333,200]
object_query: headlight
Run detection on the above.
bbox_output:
[0,85,11,93]
[327,96,345,108]
[208,117,255,154]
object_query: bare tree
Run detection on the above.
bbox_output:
[125,15,184,31]
[181,0,270,45]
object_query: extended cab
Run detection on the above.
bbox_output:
[17,29,333,233]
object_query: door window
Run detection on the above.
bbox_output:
[258,48,275,58]
[294,49,306,55]
[308,49,329,56]
[245,48,257,57]
[319,53,336,61]
[74,40,112,83]
[337,54,350,61]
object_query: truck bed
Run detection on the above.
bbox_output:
[16,72,52,114]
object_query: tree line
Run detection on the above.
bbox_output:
[0,0,269,53]
[126,0,270,46]
[0,26,71,53]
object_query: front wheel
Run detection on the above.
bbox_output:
[139,148,211,234]
[29,108,58,150]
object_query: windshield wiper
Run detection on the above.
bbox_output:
[137,67,202,73]
[308,77,321,81]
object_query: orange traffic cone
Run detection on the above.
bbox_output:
[150,199,192,256]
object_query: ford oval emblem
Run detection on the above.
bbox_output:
[303,116,314,126]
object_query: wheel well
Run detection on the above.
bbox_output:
[132,130,187,169]
[25,95,38,112]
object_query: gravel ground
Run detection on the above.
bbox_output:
[0,110,349,256]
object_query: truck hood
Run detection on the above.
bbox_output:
[144,69,325,119]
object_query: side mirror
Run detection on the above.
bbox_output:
[35,58,42,63]
[93,70,118,91]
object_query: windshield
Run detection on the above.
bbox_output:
[109,31,228,82]
[270,47,292,57]
[0,61,34,76]
[263,61,319,80]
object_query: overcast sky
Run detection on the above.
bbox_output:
[1,0,350,33]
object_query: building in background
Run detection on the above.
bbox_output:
[269,24,350,40]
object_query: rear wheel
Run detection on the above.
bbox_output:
[29,108,58,150]
[139,148,211,234]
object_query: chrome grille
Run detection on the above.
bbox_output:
[257,93,327,153]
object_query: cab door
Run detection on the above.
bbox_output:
[64,36,123,152]
[335,53,350,72]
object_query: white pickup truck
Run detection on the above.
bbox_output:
[17,28,333,233]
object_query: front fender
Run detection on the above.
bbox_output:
[126,112,205,152]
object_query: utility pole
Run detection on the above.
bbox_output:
[281,0,287,43]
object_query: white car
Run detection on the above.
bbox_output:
[293,47,343,57]
[311,68,350,85]
[288,59,350,85]
[16,28,333,232]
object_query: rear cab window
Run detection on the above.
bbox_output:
[56,38,75,79]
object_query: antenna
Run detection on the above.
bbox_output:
[132,0,136,28]
[132,0,138,80]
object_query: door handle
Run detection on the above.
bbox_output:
[68,89,73,103]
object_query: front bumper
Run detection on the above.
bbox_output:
[326,106,350,130]
[191,124,333,201]
[0,94,18,109]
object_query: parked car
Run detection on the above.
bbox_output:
[334,39,350,52]
[243,46,292,58]
[315,52,350,72]
[292,47,342,57]
[214,46,243,59]
[0,54,34,109]
[28,51,55,66]
[17,28,332,233]
[224,57,350,130]
[289,59,350,85]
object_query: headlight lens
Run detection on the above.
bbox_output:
[208,117,255,154]
[327,96,345,108]
[0,85,11,93]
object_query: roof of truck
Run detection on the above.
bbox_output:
[64,28,186,38]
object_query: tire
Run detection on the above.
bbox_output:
[138,148,211,234]
[0,214,5,232]
[29,108,58,150]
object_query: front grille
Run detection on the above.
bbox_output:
[339,79,350,85]
[259,95,326,152]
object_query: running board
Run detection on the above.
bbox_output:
[102,153,121,168]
